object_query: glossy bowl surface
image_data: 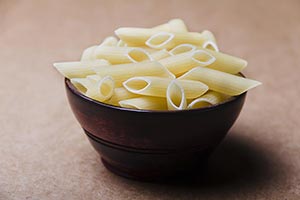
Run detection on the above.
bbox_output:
[65,78,246,180]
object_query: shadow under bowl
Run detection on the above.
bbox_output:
[65,78,246,181]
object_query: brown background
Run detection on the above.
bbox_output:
[1,0,300,199]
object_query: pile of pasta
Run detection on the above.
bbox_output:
[54,19,261,111]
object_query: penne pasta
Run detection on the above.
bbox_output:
[150,49,171,60]
[93,46,152,64]
[93,61,175,87]
[166,80,187,110]
[158,50,216,76]
[106,87,140,106]
[153,19,188,32]
[99,36,119,46]
[187,91,230,109]
[70,78,91,94]
[200,30,219,52]
[123,76,208,99]
[179,67,261,96]
[81,45,98,61]
[117,40,128,47]
[169,44,197,55]
[53,59,110,78]
[146,31,207,50]
[197,47,247,74]
[86,74,102,82]
[85,76,115,102]
[115,28,159,46]
[119,96,167,110]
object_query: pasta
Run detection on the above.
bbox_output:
[153,19,188,32]
[146,31,207,50]
[93,61,175,87]
[93,46,152,64]
[198,47,247,74]
[201,30,219,52]
[166,80,187,110]
[150,49,171,60]
[54,59,110,78]
[158,50,216,76]
[169,44,197,55]
[179,67,261,96]
[54,18,261,111]
[187,91,230,109]
[123,76,208,99]
[119,96,167,110]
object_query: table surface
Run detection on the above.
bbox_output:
[1,0,300,199]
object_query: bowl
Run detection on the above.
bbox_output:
[65,78,246,180]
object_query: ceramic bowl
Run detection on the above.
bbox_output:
[65,78,246,180]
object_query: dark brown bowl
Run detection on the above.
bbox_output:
[65,78,246,180]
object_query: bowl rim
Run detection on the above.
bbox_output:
[65,77,246,114]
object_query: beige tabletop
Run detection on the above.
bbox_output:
[1,0,300,199]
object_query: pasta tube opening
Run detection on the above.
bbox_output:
[86,76,115,101]
[123,77,150,93]
[71,78,90,94]
[192,50,216,66]
[127,48,152,63]
[167,80,187,110]
[146,32,174,49]
[169,44,196,55]
[202,41,219,52]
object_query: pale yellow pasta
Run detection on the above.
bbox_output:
[100,36,118,46]
[81,45,98,61]
[70,78,91,93]
[53,59,110,78]
[93,46,152,64]
[150,49,171,60]
[166,80,187,110]
[197,47,247,74]
[93,61,175,87]
[179,67,261,96]
[86,74,102,82]
[115,28,159,46]
[158,50,216,76]
[119,96,167,110]
[123,76,208,99]
[117,40,128,47]
[201,30,219,52]
[85,76,115,102]
[187,91,230,109]
[146,32,207,50]
[153,19,188,32]
[106,87,140,106]
[169,44,196,55]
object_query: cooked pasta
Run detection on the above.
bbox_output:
[166,80,187,110]
[123,76,208,99]
[53,59,110,78]
[179,67,261,96]
[93,46,152,64]
[93,61,175,87]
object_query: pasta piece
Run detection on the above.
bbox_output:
[166,80,187,110]
[123,76,208,99]
[86,74,102,82]
[201,30,219,52]
[81,45,98,61]
[53,59,110,78]
[70,78,91,94]
[169,44,196,55]
[158,50,216,76]
[179,67,261,96]
[150,49,171,60]
[119,97,167,110]
[197,47,247,74]
[146,31,207,50]
[187,91,230,109]
[117,40,128,47]
[93,61,175,87]
[115,28,159,46]
[93,46,152,64]
[100,36,118,46]
[85,76,115,102]
[106,87,140,106]
[153,19,188,32]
